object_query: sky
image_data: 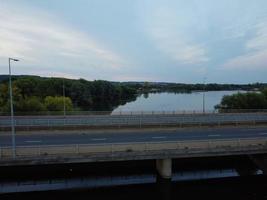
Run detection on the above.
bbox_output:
[0,0,267,84]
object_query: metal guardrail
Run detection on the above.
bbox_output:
[1,112,267,129]
[1,109,267,116]
[1,138,267,160]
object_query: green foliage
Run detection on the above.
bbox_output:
[262,88,267,98]
[144,82,150,89]
[0,83,22,112]
[0,76,137,112]
[216,89,267,110]
[14,78,37,99]
[0,84,9,107]
[44,96,73,111]
[15,97,46,112]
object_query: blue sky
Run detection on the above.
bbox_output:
[1,0,267,83]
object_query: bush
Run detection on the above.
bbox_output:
[216,89,267,110]
[44,96,73,111]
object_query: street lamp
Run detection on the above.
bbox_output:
[202,77,207,114]
[8,57,19,159]
[62,78,66,117]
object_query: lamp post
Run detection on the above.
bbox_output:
[63,78,66,117]
[202,77,207,114]
[8,58,19,159]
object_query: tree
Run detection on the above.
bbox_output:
[0,83,22,112]
[262,88,267,98]
[15,97,46,112]
[44,96,73,111]
[216,90,267,111]
[0,76,137,112]
[13,77,37,99]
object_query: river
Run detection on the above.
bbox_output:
[113,90,243,113]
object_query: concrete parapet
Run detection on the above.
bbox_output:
[146,143,177,151]
[78,145,111,154]
[0,138,267,166]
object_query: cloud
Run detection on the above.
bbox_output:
[0,2,125,76]
[169,44,209,64]
[141,4,209,65]
[150,30,209,65]
[223,50,267,70]
[223,21,267,70]
[112,74,159,82]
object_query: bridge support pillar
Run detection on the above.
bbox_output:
[249,154,267,175]
[156,158,172,179]
[156,159,172,200]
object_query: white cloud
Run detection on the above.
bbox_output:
[141,4,209,65]
[223,21,267,70]
[246,23,267,50]
[170,44,209,64]
[223,50,267,70]
[0,2,125,76]
[112,74,159,82]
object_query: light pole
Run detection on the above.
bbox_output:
[202,77,207,114]
[8,58,19,159]
[62,78,66,117]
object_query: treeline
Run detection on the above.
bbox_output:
[123,82,267,93]
[215,89,267,110]
[0,76,137,112]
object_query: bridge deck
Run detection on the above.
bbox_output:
[1,137,267,166]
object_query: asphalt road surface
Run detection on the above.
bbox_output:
[0,127,267,147]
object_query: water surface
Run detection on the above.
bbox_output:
[114,91,243,112]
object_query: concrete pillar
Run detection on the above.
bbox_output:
[156,159,172,200]
[156,159,172,179]
[249,154,267,175]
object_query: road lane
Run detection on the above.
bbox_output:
[1,127,267,147]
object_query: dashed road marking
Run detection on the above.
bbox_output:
[25,140,42,143]
[91,138,107,141]
[152,136,166,139]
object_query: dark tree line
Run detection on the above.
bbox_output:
[215,89,267,110]
[0,76,137,113]
[122,82,267,93]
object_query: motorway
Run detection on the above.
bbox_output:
[1,127,267,147]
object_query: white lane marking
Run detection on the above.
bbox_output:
[25,140,42,143]
[258,133,267,135]
[208,134,221,137]
[91,138,107,141]
[152,136,166,139]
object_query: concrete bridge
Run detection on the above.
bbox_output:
[1,137,267,175]
[1,127,267,178]
[1,112,267,193]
